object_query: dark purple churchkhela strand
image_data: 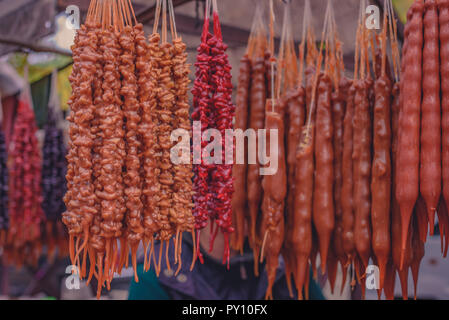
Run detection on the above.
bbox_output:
[0,129,8,231]
[42,107,66,222]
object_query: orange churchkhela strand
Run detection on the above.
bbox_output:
[151,0,175,276]
[63,0,99,282]
[169,0,195,275]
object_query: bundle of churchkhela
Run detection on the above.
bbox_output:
[347,0,375,299]
[299,0,341,297]
[42,71,68,260]
[230,0,449,300]
[231,1,274,276]
[145,0,195,276]
[259,1,299,300]
[192,0,235,267]
[393,0,449,298]
[282,0,319,299]
[63,0,193,297]
[6,86,44,267]
[438,0,449,255]
[281,5,306,298]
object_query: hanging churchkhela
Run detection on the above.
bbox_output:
[282,0,307,297]
[438,0,449,256]
[192,0,235,267]
[63,0,194,297]
[229,0,449,301]
[258,1,297,300]
[352,1,374,299]
[231,0,280,276]
[245,8,268,275]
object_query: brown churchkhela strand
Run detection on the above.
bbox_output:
[283,86,306,296]
[389,1,409,300]
[331,77,350,289]
[292,120,314,300]
[247,56,266,276]
[341,83,356,263]
[371,12,393,294]
[396,0,423,267]
[260,101,286,300]
[421,0,441,234]
[371,71,392,292]
[388,83,400,300]
[313,74,334,274]
[439,0,449,248]
[305,66,319,278]
[353,76,372,272]
[231,54,251,254]
[394,18,413,295]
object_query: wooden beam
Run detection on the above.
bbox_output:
[55,0,296,49]
[135,0,194,24]
[174,13,303,50]
[175,13,249,45]
[56,0,146,17]
[0,0,35,18]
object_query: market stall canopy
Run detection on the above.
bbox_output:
[0,61,25,97]
[0,0,56,56]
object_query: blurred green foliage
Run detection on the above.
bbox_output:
[393,0,414,24]
[6,53,72,127]
[8,53,72,84]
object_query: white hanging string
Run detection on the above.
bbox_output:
[162,0,167,43]
[302,0,331,143]
[205,0,211,20]
[298,0,308,85]
[168,0,178,40]
[49,69,64,126]
[21,61,34,112]
[275,3,288,102]
[387,0,400,82]
[153,0,162,34]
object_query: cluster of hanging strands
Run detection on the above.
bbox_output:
[62,0,194,298]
